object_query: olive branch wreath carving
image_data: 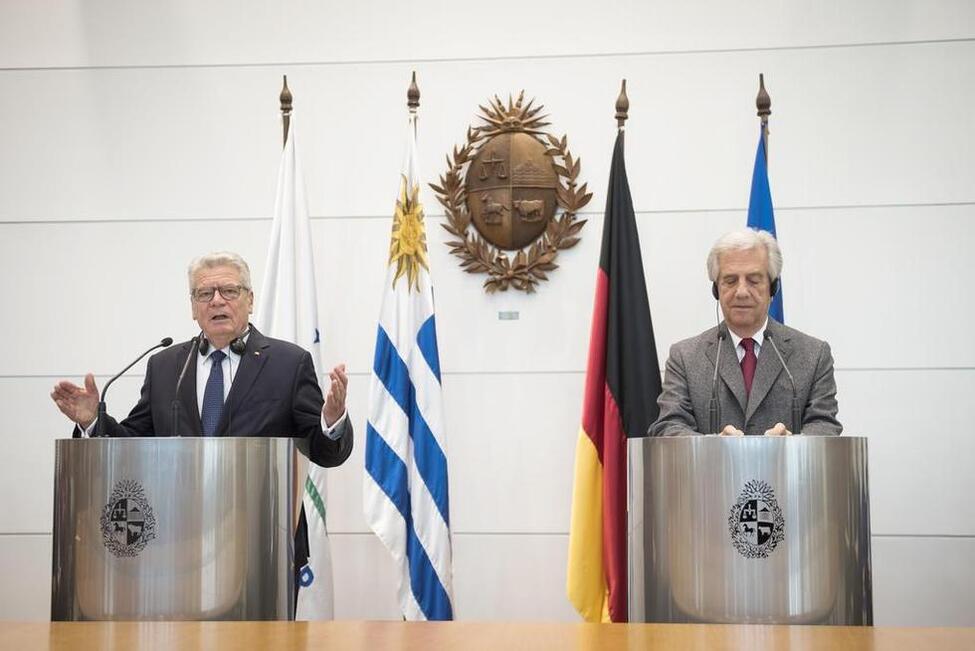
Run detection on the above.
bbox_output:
[430,93,591,293]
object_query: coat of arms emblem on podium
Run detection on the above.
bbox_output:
[101,479,157,558]
[729,479,785,559]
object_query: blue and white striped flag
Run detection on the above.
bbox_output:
[364,106,453,621]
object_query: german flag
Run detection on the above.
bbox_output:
[567,130,662,622]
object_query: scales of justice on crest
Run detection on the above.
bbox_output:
[432,92,591,293]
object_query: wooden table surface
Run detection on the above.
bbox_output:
[2,621,974,651]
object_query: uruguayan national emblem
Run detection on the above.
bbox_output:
[431,91,590,293]
[101,479,157,558]
[728,479,785,559]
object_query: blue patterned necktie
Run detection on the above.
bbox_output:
[200,350,226,437]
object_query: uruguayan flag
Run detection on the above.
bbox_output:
[364,107,453,621]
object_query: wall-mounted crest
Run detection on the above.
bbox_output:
[431,92,591,293]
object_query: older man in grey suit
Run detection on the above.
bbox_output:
[651,229,841,437]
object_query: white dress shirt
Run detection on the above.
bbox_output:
[728,317,768,362]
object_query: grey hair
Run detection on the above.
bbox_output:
[706,228,783,282]
[187,251,253,291]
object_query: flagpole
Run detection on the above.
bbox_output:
[615,78,628,131]
[281,75,293,147]
[756,73,771,162]
[278,74,302,530]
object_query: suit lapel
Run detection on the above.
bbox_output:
[745,320,791,421]
[705,328,747,414]
[216,328,270,436]
[175,340,203,437]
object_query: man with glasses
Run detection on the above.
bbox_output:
[50,251,352,467]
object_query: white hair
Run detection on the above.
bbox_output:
[706,228,783,282]
[187,251,252,291]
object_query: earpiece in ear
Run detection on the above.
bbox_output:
[711,282,719,300]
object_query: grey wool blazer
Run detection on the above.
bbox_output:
[649,318,842,437]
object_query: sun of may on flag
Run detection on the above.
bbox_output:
[747,124,784,323]
[254,109,336,621]
[363,77,453,621]
[567,123,662,623]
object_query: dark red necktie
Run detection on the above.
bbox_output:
[740,338,757,398]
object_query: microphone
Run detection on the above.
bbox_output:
[708,325,727,434]
[95,337,173,438]
[764,330,801,435]
[172,331,203,438]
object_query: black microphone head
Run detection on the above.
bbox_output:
[160,337,174,347]
[764,330,773,341]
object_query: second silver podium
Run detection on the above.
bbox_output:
[628,436,872,625]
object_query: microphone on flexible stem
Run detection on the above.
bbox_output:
[172,331,203,438]
[708,325,727,434]
[96,337,173,438]
[764,330,801,435]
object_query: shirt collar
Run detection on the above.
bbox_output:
[203,330,250,363]
[727,317,768,351]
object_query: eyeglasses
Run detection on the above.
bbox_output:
[191,284,248,303]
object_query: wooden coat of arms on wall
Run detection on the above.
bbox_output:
[431,92,591,293]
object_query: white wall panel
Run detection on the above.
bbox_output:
[0,220,273,376]
[0,535,50,620]
[452,533,577,621]
[438,374,579,534]
[872,536,975,626]
[780,204,975,370]
[1,1,971,69]
[2,42,974,223]
[839,369,975,537]
[329,533,401,620]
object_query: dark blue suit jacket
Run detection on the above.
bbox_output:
[77,326,352,467]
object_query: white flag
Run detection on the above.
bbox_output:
[363,108,453,620]
[256,118,334,620]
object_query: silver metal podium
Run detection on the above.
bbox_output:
[51,437,295,621]
[628,436,872,625]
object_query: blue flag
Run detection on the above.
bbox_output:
[746,127,784,323]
